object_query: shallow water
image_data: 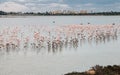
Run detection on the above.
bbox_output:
[0,16,120,75]
[0,16,120,26]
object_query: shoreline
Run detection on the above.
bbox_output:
[0,15,120,18]
[65,65,120,75]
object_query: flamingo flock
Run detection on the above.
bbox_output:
[0,24,120,53]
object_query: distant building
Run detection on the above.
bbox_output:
[80,10,87,14]
[51,10,62,14]
[50,10,88,15]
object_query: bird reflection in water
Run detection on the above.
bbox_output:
[0,24,120,55]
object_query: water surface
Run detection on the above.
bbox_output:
[0,16,120,75]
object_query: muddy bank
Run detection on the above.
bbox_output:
[65,65,120,75]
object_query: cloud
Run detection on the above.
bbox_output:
[25,3,35,6]
[45,3,71,11]
[0,0,119,12]
[0,2,29,12]
[59,0,63,2]
[49,3,70,8]
[75,3,93,8]
[0,1,70,12]
[18,0,25,2]
[84,3,93,6]
[25,3,71,12]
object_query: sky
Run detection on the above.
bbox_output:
[0,0,120,12]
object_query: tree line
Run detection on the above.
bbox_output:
[0,11,120,16]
